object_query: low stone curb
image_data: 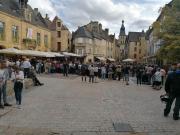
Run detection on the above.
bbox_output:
[0,79,33,117]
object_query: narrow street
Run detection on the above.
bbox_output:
[0,76,179,135]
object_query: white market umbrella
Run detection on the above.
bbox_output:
[63,52,81,57]
[0,48,23,55]
[122,58,135,62]
[107,58,115,62]
[47,52,64,57]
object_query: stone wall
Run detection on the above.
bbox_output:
[6,79,33,96]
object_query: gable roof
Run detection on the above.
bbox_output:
[0,0,49,29]
[74,27,93,39]
[127,32,145,42]
[74,27,111,41]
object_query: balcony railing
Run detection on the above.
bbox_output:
[23,38,37,49]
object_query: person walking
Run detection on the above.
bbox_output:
[63,62,69,77]
[136,67,143,85]
[101,65,106,80]
[116,65,122,81]
[11,67,24,109]
[21,58,31,78]
[153,68,162,90]
[0,61,12,109]
[94,65,99,83]
[124,65,130,85]
[88,65,95,83]
[164,63,180,120]
[81,64,88,82]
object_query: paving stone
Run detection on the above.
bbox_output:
[0,76,179,134]
[113,123,134,132]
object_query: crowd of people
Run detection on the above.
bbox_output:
[0,57,179,120]
[79,63,168,88]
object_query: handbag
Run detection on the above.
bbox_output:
[160,94,169,103]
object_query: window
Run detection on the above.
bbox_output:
[0,21,5,41]
[134,54,137,59]
[134,47,137,52]
[12,25,19,43]
[57,42,61,51]
[57,31,61,38]
[37,33,41,45]
[44,35,48,47]
[139,49,141,54]
[57,22,61,27]
[77,49,84,55]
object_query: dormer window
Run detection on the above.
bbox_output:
[57,22,61,27]
[24,9,32,22]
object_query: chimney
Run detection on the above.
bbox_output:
[34,8,38,15]
[45,14,49,19]
[105,28,109,35]
[99,23,102,32]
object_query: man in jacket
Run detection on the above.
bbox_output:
[164,63,180,120]
[0,60,12,109]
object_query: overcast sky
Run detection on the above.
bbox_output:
[29,0,170,36]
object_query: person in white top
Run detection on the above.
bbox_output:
[21,59,31,78]
[94,65,99,82]
[11,67,24,108]
[16,59,21,67]
[101,65,106,80]
[153,68,162,90]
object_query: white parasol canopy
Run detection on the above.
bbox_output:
[122,58,135,62]
[107,58,115,62]
[63,52,81,57]
[47,52,64,57]
[0,48,23,55]
[96,57,106,61]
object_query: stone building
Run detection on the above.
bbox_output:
[125,31,147,62]
[116,20,126,61]
[0,0,51,51]
[72,21,115,62]
[145,1,173,64]
[45,16,72,52]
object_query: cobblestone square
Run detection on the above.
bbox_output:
[0,76,179,135]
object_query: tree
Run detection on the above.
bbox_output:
[157,0,180,63]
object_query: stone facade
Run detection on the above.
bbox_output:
[73,21,115,62]
[145,1,172,64]
[47,16,72,52]
[0,0,51,51]
[125,31,147,62]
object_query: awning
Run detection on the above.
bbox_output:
[0,48,23,55]
[47,52,64,57]
[0,48,61,57]
[107,58,115,62]
[21,50,54,57]
[96,57,106,61]
[21,50,45,57]
[63,52,81,57]
[122,58,135,62]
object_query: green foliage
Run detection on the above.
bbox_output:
[157,0,180,63]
